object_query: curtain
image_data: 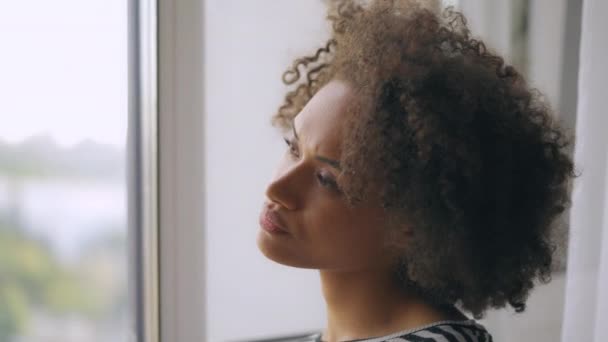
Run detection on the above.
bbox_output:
[561,0,608,341]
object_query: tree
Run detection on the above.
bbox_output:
[0,224,99,341]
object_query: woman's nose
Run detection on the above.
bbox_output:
[265,163,303,211]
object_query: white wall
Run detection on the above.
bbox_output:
[204,1,329,341]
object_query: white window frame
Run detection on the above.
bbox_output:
[157,0,207,341]
[129,0,206,341]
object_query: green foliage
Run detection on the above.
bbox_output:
[0,138,128,340]
[0,283,28,341]
[0,225,104,340]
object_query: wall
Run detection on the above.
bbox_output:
[204,1,329,341]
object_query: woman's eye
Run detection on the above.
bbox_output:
[316,171,340,191]
[283,138,299,158]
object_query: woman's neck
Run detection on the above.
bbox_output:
[319,268,465,342]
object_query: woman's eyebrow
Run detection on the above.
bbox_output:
[316,156,342,171]
[293,124,341,170]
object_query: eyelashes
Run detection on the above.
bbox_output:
[283,137,299,158]
[282,137,341,192]
[316,170,340,190]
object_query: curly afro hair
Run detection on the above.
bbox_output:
[272,0,575,319]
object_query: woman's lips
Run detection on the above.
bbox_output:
[259,208,289,234]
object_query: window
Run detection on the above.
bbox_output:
[0,1,130,341]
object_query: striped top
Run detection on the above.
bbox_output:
[277,320,493,342]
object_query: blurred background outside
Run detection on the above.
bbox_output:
[0,1,128,341]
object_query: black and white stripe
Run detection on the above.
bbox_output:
[305,320,493,342]
[401,323,492,342]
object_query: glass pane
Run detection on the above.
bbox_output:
[0,1,129,341]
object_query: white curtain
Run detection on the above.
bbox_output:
[561,0,608,341]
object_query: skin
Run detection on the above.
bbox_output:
[258,80,467,342]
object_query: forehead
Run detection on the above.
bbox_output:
[293,80,354,147]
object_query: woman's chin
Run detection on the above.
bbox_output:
[256,229,317,269]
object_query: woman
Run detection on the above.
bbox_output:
[257,1,575,341]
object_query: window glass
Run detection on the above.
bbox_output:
[0,1,129,341]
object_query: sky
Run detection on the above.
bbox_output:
[0,0,126,148]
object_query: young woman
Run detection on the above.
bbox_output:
[257,1,574,341]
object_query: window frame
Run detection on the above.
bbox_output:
[130,0,206,340]
[128,0,160,340]
[158,0,207,341]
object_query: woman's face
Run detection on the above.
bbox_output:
[258,80,394,272]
